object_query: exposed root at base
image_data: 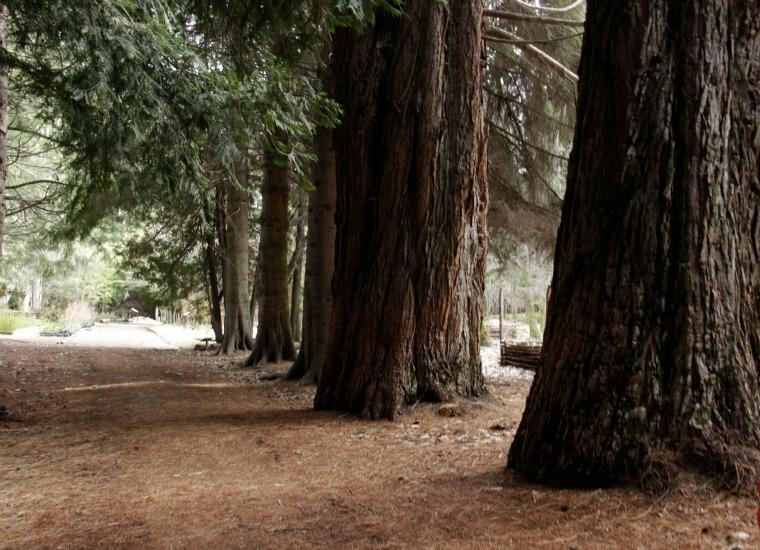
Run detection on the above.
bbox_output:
[640,440,760,497]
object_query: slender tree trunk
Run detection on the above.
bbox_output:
[286,122,337,383]
[288,239,304,342]
[245,143,296,366]
[314,0,488,419]
[249,264,257,333]
[214,176,229,341]
[289,189,306,339]
[221,160,255,354]
[0,7,8,265]
[508,0,760,491]
[205,232,223,343]
[201,192,223,343]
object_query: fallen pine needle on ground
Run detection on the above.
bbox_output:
[0,336,757,549]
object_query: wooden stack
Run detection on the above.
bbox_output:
[500,341,542,370]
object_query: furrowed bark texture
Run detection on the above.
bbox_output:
[246,148,296,366]
[508,0,760,488]
[286,123,336,384]
[221,163,255,354]
[314,0,489,420]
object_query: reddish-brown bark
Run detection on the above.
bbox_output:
[314,0,489,419]
[508,0,760,489]
[246,146,296,366]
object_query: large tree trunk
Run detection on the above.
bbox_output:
[221,161,255,354]
[508,0,760,491]
[288,188,306,339]
[286,123,336,384]
[245,145,296,366]
[0,7,8,265]
[314,0,488,420]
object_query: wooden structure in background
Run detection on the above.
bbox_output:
[494,286,542,370]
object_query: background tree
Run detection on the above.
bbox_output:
[0,6,8,263]
[482,0,581,253]
[286,26,338,383]
[120,179,225,342]
[508,0,760,491]
[188,0,341,366]
[0,1,334,344]
[220,153,256,353]
[288,187,307,340]
[1,0,215,236]
[479,0,583,331]
[246,140,297,365]
[286,79,337,383]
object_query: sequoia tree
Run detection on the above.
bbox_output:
[508,0,760,489]
[221,158,256,354]
[245,143,296,366]
[286,46,337,384]
[285,123,336,383]
[314,0,488,419]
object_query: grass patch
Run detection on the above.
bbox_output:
[0,313,40,333]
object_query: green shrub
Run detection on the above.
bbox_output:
[481,323,492,346]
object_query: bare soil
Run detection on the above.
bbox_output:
[0,333,757,549]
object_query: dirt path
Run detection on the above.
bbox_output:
[0,332,756,548]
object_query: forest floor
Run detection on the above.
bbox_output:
[0,325,757,549]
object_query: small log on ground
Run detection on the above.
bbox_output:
[500,341,542,370]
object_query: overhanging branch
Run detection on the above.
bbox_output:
[5,179,65,191]
[484,25,579,83]
[483,9,585,27]
[503,0,584,13]
[483,30,583,45]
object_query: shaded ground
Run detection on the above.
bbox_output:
[0,328,757,549]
